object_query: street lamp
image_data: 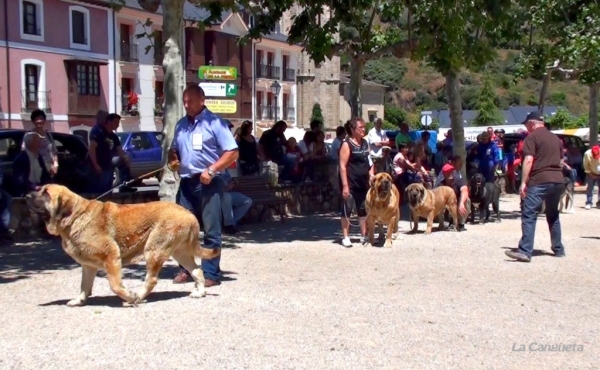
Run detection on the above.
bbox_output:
[270,80,281,123]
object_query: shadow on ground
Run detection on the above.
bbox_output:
[0,237,239,285]
[0,238,78,285]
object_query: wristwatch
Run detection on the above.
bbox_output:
[208,167,216,177]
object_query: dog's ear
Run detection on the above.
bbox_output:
[45,187,64,236]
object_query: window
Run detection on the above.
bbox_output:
[129,133,153,150]
[368,111,377,123]
[76,64,100,96]
[24,64,39,109]
[0,137,20,162]
[248,15,255,28]
[19,0,44,42]
[69,6,90,50]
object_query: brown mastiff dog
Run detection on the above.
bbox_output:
[26,184,207,307]
[365,172,400,248]
[405,183,459,234]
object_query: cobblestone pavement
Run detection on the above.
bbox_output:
[0,194,598,369]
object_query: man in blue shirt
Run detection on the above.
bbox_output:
[170,85,239,287]
[475,131,500,183]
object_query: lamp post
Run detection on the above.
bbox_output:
[270,80,281,124]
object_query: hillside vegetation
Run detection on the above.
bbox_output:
[347,50,590,122]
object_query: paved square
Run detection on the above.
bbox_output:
[0,194,598,369]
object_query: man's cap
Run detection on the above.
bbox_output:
[592,145,600,158]
[442,163,455,174]
[522,111,544,124]
[382,145,392,151]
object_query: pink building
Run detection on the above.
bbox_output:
[0,0,113,134]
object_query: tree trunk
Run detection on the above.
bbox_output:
[157,0,185,202]
[349,56,365,119]
[445,70,466,179]
[589,83,599,146]
[538,72,551,114]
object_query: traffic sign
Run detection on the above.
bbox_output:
[198,66,238,80]
[205,99,237,114]
[421,114,432,126]
[199,82,238,97]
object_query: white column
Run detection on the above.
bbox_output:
[107,8,115,112]
[291,84,297,127]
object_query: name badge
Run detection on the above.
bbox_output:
[192,133,203,150]
[486,149,491,156]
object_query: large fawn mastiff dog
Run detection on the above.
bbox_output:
[405,183,459,234]
[365,172,400,248]
[26,184,206,307]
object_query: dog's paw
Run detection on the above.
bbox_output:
[495,219,501,223]
[190,289,206,299]
[66,299,86,307]
[384,240,393,248]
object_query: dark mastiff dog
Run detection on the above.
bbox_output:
[468,173,501,224]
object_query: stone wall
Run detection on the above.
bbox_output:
[8,191,160,240]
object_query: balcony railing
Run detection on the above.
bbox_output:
[257,64,281,79]
[258,105,279,120]
[21,90,52,113]
[154,95,164,117]
[284,107,295,121]
[121,95,139,116]
[120,43,139,63]
[283,68,295,82]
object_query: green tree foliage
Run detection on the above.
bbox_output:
[363,58,407,90]
[311,103,324,123]
[547,109,588,130]
[383,104,406,127]
[473,74,504,126]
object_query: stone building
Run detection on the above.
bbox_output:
[285,6,341,130]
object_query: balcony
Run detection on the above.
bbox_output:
[67,94,100,116]
[284,107,295,121]
[283,68,296,82]
[154,95,164,117]
[257,64,281,80]
[257,105,279,120]
[120,43,139,63]
[21,90,52,113]
[121,95,139,116]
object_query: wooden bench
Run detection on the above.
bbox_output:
[235,175,288,222]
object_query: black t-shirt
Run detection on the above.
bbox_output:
[90,124,121,170]
[522,127,563,186]
[259,129,284,162]
[344,138,371,191]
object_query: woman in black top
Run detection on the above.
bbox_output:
[236,120,260,176]
[339,117,375,247]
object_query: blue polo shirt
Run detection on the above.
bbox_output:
[170,108,238,178]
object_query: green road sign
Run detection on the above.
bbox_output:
[198,66,238,80]
[199,82,238,97]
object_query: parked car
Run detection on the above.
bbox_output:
[115,131,164,186]
[0,129,90,195]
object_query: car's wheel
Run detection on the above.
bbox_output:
[112,167,121,187]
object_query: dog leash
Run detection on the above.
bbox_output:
[94,166,172,200]
[342,201,371,228]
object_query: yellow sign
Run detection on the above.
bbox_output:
[205,99,237,114]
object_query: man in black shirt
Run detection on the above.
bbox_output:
[258,120,294,181]
[438,163,469,230]
[88,113,132,193]
[506,111,565,262]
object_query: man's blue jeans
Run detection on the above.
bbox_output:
[0,189,12,232]
[176,175,226,281]
[222,192,252,226]
[89,168,114,194]
[517,182,565,257]
[585,174,600,206]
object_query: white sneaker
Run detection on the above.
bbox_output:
[341,237,352,247]
[585,204,591,210]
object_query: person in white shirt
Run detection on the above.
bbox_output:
[330,125,346,161]
[367,118,392,173]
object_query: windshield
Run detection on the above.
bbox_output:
[116,133,128,144]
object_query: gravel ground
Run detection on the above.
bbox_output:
[0,193,598,369]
